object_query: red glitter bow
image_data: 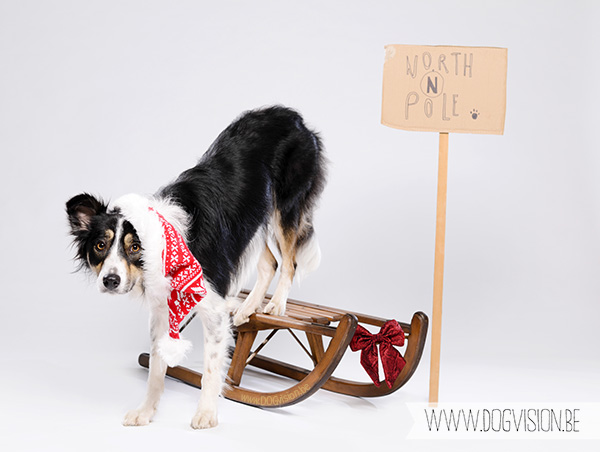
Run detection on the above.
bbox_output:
[350,320,406,388]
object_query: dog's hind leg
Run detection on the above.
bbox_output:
[232,244,278,326]
[123,304,169,426]
[263,216,299,317]
[192,290,232,429]
[264,210,321,316]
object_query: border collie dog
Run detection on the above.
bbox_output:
[66,106,326,428]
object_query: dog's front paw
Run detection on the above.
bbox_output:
[191,410,218,429]
[263,299,286,317]
[123,408,153,427]
[232,309,251,326]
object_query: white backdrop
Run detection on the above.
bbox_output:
[1,1,598,450]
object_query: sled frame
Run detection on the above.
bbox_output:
[138,291,428,408]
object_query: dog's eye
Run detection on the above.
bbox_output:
[95,241,106,251]
[130,243,141,253]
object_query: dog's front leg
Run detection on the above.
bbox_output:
[192,299,231,429]
[123,306,169,426]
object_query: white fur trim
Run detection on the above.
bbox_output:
[157,334,192,367]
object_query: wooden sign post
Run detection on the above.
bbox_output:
[381,45,507,404]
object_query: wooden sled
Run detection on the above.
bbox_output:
[138,291,428,408]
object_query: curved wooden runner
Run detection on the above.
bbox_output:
[226,312,357,407]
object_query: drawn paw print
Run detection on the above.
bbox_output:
[470,109,479,120]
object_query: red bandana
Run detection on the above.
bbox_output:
[149,207,207,340]
[350,320,406,388]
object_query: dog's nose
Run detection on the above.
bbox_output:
[103,274,121,290]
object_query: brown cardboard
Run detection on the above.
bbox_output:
[382,45,507,135]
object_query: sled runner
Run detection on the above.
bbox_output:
[138,291,428,408]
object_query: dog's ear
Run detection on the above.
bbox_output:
[66,193,107,234]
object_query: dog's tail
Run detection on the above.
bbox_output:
[295,232,321,284]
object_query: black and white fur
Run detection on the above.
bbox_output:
[66,106,326,428]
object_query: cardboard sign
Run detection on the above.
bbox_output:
[382,45,507,135]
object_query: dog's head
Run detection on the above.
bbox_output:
[66,193,144,295]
